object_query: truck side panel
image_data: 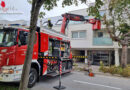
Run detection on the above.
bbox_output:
[40,33,49,75]
[40,33,49,52]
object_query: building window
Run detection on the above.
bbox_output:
[69,21,83,25]
[72,31,86,39]
[98,32,103,37]
[79,31,86,38]
[84,16,89,19]
[72,32,78,38]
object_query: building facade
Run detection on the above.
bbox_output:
[47,8,130,66]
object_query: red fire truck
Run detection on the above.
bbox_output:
[0,13,100,87]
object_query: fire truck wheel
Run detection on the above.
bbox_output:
[28,68,38,88]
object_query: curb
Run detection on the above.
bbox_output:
[93,72,130,78]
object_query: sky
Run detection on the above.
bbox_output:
[42,0,95,18]
[0,0,95,21]
[0,0,31,21]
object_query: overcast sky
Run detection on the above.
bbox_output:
[0,0,95,21]
[42,0,95,18]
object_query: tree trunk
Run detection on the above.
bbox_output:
[121,45,128,68]
[19,1,42,90]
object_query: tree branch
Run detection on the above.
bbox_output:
[107,28,121,43]
[117,31,121,37]
[123,31,130,37]
[104,15,121,43]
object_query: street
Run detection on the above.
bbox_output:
[31,71,130,90]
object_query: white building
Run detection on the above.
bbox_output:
[44,8,130,66]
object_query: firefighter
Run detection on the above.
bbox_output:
[47,18,53,29]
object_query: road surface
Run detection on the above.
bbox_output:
[31,71,130,90]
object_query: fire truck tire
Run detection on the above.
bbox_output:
[28,68,38,88]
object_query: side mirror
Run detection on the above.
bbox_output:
[19,31,28,46]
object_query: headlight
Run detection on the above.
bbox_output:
[1,69,14,74]
[1,49,7,53]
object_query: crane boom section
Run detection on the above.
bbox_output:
[61,13,101,34]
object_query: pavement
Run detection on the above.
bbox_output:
[75,63,121,77]
[31,71,130,90]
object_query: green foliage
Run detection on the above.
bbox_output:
[88,0,103,18]
[128,64,130,67]
[39,12,46,19]
[109,66,123,75]
[62,0,78,7]
[118,23,130,34]
[43,0,59,11]
[88,0,130,41]
[73,63,78,66]
[99,65,130,77]
[62,0,87,7]
[99,61,104,71]
[121,67,130,77]
[42,0,88,11]
[27,0,32,4]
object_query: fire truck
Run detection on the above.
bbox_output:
[0,13,100,87]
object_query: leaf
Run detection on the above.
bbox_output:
[39,12,46,19]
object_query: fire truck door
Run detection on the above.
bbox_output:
[15,31,28,65]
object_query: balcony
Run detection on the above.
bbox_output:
[93,37,113,46]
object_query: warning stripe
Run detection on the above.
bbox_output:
[38,56,59,59]
[72,56,88,58]
[38,56,88,59]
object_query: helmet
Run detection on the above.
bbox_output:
[48,18,51,21]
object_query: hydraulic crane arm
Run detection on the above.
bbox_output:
[60,13,101,34]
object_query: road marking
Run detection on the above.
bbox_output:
[73,80,122,90]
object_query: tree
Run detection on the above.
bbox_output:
[19,0,89,90]
[88,0,130,68]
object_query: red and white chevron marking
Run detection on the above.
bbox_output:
[60,61,62,75]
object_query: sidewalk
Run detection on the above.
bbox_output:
[74,62,100,74]
[73,62,120,77]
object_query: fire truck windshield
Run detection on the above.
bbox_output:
[0,28,17,47]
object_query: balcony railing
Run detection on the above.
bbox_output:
[93,37,113,46]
